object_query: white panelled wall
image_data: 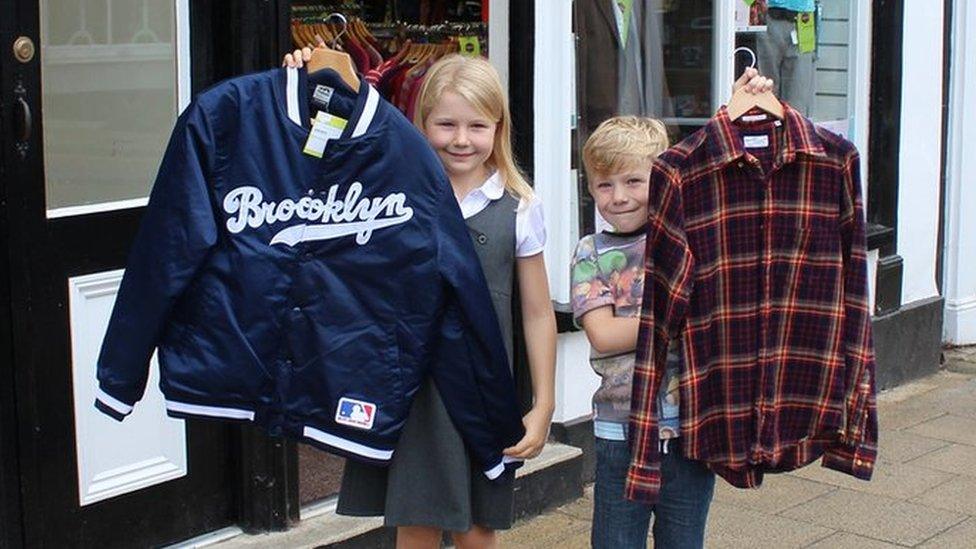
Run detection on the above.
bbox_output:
[944,0,976,344]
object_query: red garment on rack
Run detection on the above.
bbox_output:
[343,35,371,74]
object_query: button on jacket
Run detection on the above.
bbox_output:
[627,104,878,503]
[95,67,524,479]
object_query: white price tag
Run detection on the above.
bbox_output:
[303,111,348,158]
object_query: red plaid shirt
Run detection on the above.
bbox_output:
[626,104,878,503]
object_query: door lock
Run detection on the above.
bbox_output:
[13,36,35,63]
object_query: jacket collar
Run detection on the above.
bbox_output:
[284,67,380,139]
[703,102,826,172]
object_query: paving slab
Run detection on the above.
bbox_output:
[702,501,833,549]
[788,459,955,500]
[712,474,835,514]
[906,414,976,446]
[496,509,590,549]
[876,430,949,464]
[917,517,976,549]
[551,486,594,521]
[780,489,965,546]
[907,443,976,477]
[911,476,976,515]
[876,377,942,405]
[804,532,903,549]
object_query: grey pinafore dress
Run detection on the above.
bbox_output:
[335,192,520,531]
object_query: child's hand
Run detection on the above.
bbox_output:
[732,67,774,95]
[503,405,554,460]
[281,35,326,68]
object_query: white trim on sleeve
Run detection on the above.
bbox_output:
[165,400,255,421]
[95,388,134,415]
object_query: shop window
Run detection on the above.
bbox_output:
[41,0,180,217]
[735,0,861,137]
[288,0,493,507]
[573,0,716,237]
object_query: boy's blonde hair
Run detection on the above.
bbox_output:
[414,55,534,202]
[582,116,669,177]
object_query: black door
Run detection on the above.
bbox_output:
[1,1,239,546]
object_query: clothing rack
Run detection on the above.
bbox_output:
[291,1,363,16]
[289,10,488,120]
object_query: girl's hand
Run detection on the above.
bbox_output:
[503,405,554,460]
[281,35,326,68]
[732,67,774,95]
[282,47,313,68]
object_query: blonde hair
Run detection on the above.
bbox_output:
[582,116,669,177]
[414,55,534,202]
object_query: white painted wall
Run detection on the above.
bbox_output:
[533,0,574,305]
[897,3,943,306]
[532,0,599,423]
[944,0,976,344]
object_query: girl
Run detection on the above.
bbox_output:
[284,51,557,548]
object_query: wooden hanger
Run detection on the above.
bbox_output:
[727,47,784,121]
[306,13,361,92]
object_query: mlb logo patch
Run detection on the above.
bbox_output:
[335,397,376,430]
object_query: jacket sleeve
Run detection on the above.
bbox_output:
[822,150,878,479]
[430,185,525,480]
[626,161,694,503]
[94,101,219,420]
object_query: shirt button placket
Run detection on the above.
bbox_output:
[758,177,776,451]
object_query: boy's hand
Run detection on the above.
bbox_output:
[733,67,774,95]
[503,405,554,460]
[281,35,326,68]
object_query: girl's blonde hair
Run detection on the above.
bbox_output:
[414,54,534,202]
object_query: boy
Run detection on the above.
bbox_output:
[571,116,715,549]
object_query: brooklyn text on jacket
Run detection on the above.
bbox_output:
[222,182,414,246]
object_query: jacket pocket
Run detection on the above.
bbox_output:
[295,321,402,426]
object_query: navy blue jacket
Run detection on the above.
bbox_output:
[95,67,524,478]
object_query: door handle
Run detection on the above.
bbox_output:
[15,96,32,142]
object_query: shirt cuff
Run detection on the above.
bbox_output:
[484,455,523,480]
[94,387,135,422]
[624,463,661,504]
[821,441,876,480]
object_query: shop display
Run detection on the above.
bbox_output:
[292,1,488,119]
[755,1,817,115]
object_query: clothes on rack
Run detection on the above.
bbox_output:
[291,15,488,118]
[626,103,878,503]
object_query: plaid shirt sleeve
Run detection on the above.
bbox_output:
[821,151,878,480]
[626,161,695,503]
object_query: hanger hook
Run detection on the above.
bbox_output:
[732,46,757,69]
[327,13,348,49]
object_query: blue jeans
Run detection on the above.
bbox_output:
[591,437,715,549]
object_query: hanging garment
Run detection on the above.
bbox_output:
[575,0,673,139]
[95,67,524,479]
[626,103,878,503]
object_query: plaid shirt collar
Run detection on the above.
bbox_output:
[702,102,828,173]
